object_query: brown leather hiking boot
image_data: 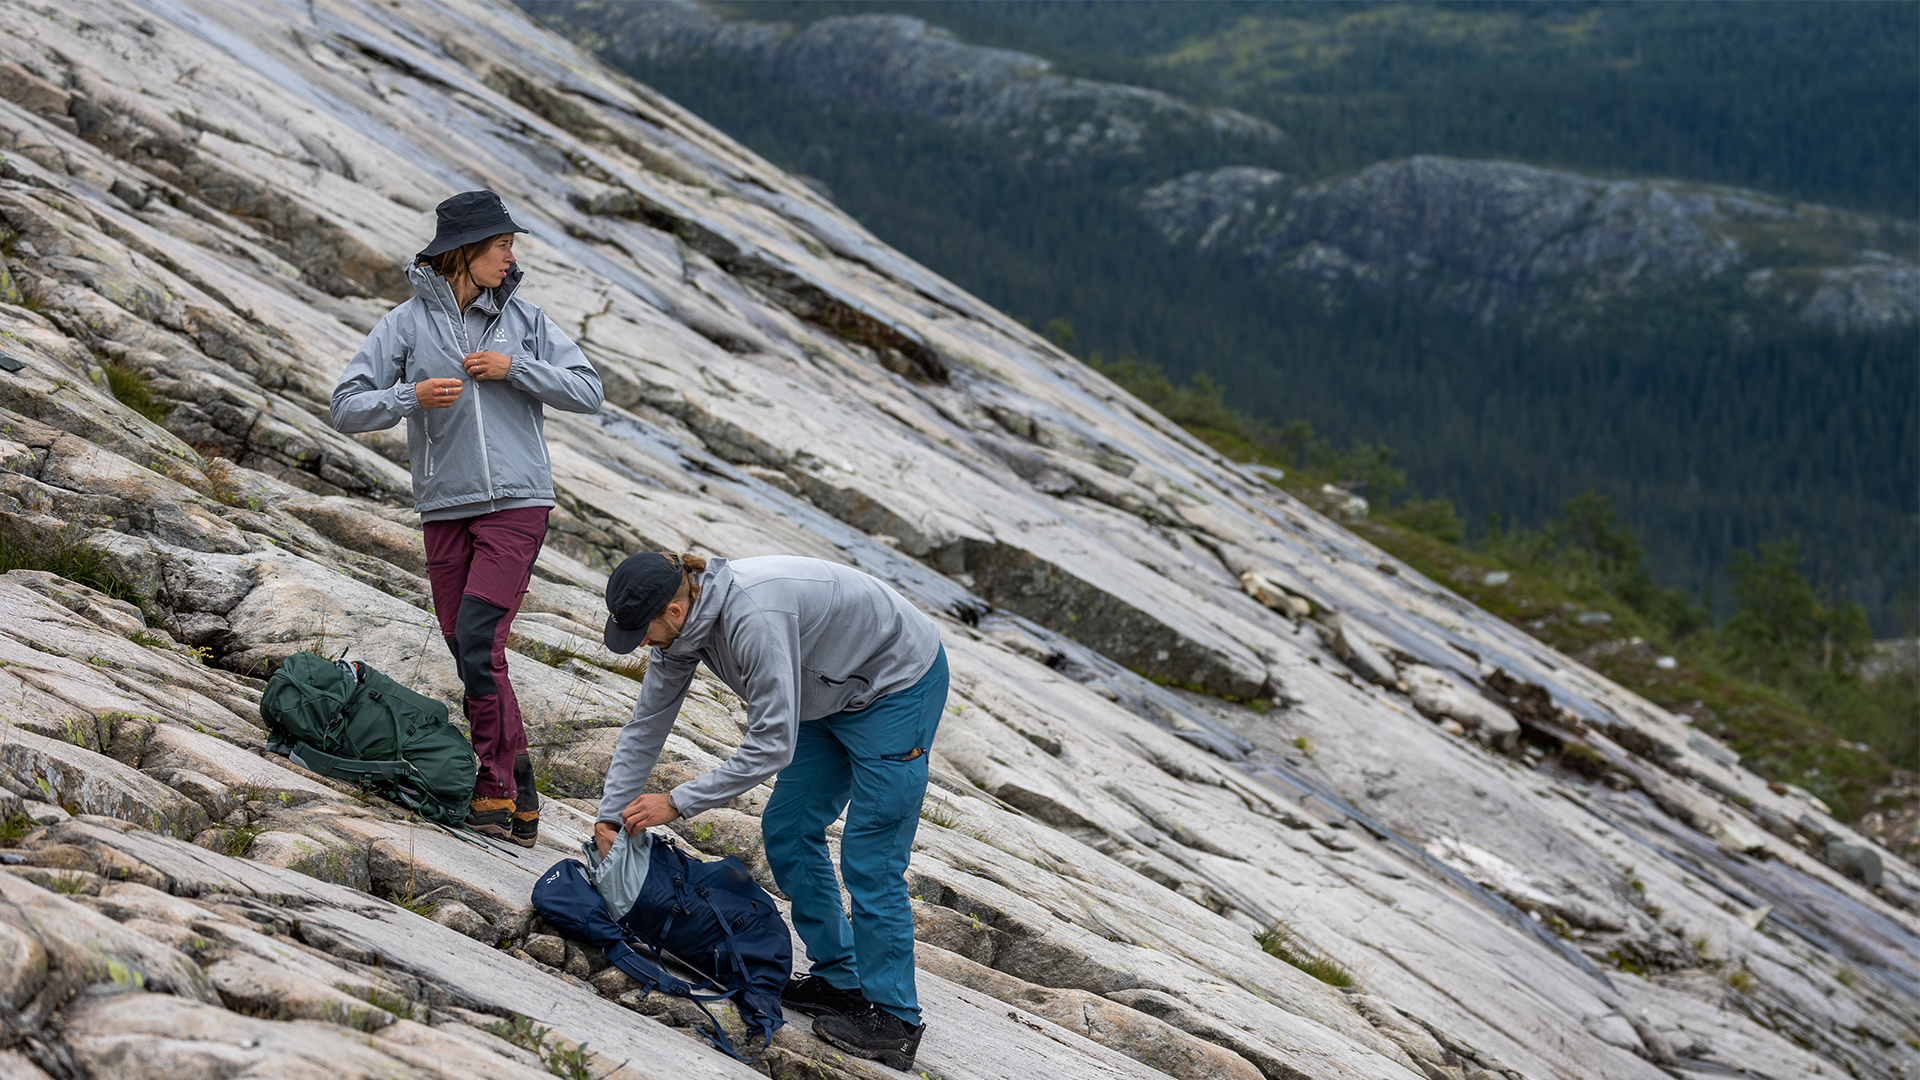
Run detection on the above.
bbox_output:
[466,796,515,839]
[511,752,539,848]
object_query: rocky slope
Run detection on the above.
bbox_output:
[1139,158,1920,333]
[0,2,1911,1080]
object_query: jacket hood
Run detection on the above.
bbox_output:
[407,261,524,316]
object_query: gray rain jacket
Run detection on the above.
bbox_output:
[330,263,602,518]
[597,556,942,823]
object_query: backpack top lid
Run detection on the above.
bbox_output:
[533,858,642,954]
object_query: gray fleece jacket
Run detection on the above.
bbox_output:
[597,556,942,822]
[329,263,602,519]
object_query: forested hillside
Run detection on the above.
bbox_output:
[523,0,1919,633]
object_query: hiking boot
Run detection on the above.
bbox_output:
[511,753,539,848]
[781,974,868,1017]
[812,1006,924,1071]
[466,797,514,839]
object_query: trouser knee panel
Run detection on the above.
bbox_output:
[454,594,509,698]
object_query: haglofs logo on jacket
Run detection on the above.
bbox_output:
[494,327,509,343]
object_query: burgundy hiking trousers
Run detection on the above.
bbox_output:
[423,506,548,800]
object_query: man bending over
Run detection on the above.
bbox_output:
[598,552,947,1072]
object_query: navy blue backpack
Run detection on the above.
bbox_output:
[532,838,791,1059]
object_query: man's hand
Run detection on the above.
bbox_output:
[415,377,463,410]
[621,792,680,833]
[463,350,513,380]
[594,820,619,859]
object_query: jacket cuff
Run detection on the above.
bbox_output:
[396,380,420,417]
[667,785,700,820]
[505,355,534,388]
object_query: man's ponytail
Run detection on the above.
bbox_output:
[670,553,709,604]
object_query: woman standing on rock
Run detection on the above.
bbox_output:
[330,191,603,847]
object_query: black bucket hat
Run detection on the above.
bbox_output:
[604,553,688,654]
[416,190,528,261]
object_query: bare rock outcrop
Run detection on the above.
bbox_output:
[1139,157,1920,332]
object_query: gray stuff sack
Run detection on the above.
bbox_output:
[581,827,654,919]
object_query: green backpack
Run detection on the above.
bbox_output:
[259,652,478,827]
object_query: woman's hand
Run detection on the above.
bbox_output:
[463,350,513,380]
[621,793,681,833]
[415,377,463,410]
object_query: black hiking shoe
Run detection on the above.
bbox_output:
[466,797,514,839]
[813,1005,924,1071]
[511,752,539,849]
[781,974,868,1017]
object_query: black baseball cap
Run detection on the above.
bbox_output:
[604,553,687,654]
[416,190,528,261]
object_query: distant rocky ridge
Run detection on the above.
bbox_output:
[522,0,1282,167]
[0,2,1911,1079]
[528,0,1917,338]
[1140,158,1920,333]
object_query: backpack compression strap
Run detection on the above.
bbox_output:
[691,884,786,1050]
[273,739,410,784]
[614,938,752,1062]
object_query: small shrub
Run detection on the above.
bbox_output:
[1292,736,1315,757]
[919,804,961,829]
[1386,498,1465,543]
[343,984,416,1021]
[485,1014,552,1053]
[1726,966,1756,993]
[201,457,246,508]
[1556,742,1608,779]
[543,1040,595,1080]
[1254,920,1354,988]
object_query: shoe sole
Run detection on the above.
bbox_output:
[508,832,537,848]
[812,1021,916,1071]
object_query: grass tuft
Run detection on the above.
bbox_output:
[103,360,174,424]
[1254,920,1354,988]
[919,803,962,830]
[47,871,87,894]
[222,826,263,859]
[390,884,438,919]
[0,811,34,847]
[0,529,142,606]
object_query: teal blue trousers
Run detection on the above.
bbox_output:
[761,647,947,1026]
